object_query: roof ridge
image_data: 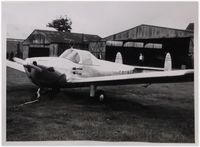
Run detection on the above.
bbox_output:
[103,24,193,39]
[102,24,141,39]
[25,29,101,44]
[140,24,194,33]
[7,38,24,41]
[34,29,101,37]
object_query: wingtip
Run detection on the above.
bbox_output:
[13,57,26,65]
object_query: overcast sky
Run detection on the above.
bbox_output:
[2,1,198,39]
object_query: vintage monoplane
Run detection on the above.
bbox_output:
[7,48,194,101]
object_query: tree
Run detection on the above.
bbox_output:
[47,15,72,32]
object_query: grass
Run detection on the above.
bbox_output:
[6,67,194,142]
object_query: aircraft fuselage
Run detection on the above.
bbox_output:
[24,57,135,88]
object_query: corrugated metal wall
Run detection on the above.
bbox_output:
[89,42,106,59]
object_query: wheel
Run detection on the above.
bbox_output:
[96,90,105,102]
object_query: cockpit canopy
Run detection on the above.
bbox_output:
[59,48,97,65]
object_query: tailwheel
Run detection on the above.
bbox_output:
[96,90,105,102]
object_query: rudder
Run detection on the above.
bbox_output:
[164,53,172,71]
[115,52,123,64]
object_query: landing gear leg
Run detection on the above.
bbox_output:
[90,85,96,98]
[90,85,105,102]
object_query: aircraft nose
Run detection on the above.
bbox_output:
[26,63,67,88]
[39,68,67,87]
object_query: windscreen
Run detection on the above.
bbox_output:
[60,49,80,63]
[60,48,96,65]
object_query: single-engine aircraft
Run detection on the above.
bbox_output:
[7,48,194,101]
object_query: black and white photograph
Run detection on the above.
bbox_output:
[2,1,197,145]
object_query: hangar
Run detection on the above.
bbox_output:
[22,30,101,59]
[89,24,194,69]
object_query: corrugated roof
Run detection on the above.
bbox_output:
[24,29,101,44]
[102,24,194,41]
[7,38,24,42]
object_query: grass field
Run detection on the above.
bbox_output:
[6,67,194,142]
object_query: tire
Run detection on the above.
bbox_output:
[96,90,105,102]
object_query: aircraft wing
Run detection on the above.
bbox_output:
[69,70,194,86]
[6,60,25,72]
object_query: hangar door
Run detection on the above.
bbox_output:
[29,47,49,57]
[105,46,164,67]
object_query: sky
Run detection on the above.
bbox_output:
[2,1,198,39]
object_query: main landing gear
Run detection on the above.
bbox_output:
[96,90,105,102]
[90,85,106,102]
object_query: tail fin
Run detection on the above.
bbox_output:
[164,53,172,71]
[115,52,123,64]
